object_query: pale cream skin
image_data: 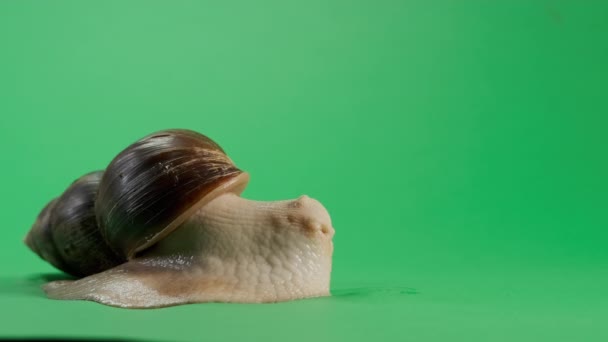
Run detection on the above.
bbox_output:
[43,192,335,308]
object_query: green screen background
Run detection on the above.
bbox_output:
[1,1,606,341]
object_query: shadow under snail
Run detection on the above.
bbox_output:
[25,129,335,308]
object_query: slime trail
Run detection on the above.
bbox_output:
[332,286,418,299]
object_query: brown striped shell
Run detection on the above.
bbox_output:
[25,129,249,276]
[96,129,247,258]
[25,171,124,276]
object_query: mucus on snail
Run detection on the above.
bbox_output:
[25,129,335,308]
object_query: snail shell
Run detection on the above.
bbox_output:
[96,129,246,259]
[26,129,247,276]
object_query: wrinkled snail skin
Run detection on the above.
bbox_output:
[26,129,335,308]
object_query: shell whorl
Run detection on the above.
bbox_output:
[25,129,249,276]
[25,171,124,276]
[25,198,64,272]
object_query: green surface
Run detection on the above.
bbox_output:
[1,1,607,341]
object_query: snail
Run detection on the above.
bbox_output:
[25,129,335,308]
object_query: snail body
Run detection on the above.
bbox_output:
[25,129,334,308]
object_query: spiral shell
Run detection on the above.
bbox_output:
[26,129,249,275]
[25,171,124,276]
[95,129,247,258]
